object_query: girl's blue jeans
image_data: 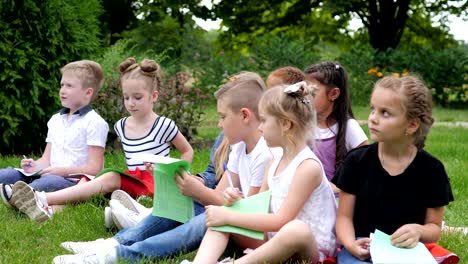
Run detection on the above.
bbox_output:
[0,167,75,192]
[114,204,207,261]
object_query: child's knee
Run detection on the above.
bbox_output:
[96,173,121,192]
[279,220,314,246]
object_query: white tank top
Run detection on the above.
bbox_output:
[267,147,337,260]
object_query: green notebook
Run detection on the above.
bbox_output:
[370,229,436,264]
[211,190,272,240]
[138,154,194,223]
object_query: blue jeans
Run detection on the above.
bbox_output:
[0,167,75,192]
[115,213,207,261]
[337,246,372,264]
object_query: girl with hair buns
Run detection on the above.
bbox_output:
[12,57,193,223]
[190,81,337,264]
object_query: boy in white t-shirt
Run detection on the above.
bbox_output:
[0,60,109,206]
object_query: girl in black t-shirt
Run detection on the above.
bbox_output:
[332,76,454,263]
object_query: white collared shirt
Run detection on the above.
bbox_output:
[46,109,108,167]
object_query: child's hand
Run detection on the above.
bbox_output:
[348,238,371,261]
[223,187,243,206]
[175,170,204,198]
[391,224,421,248]
[205,205,229,227]
[20,159,36,173]
[143,162,154,174]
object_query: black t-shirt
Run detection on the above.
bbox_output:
[332,143,454,237]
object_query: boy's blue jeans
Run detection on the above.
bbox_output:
[114,212,207,261]
[0,167,75,192]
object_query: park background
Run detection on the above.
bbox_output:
[0,0,466,263]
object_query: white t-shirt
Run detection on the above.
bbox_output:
[46,108,109,167]
[227,137,272,195]
[315,119,367,151]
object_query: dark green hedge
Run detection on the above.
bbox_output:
[0,0,103,154]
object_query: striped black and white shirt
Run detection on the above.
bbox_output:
[114,116,179,171]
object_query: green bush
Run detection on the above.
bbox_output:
[339,44,468,107]
[194,34,321,98]
[94,40,209,150]
[0,0,103,155]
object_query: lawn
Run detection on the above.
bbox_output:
[0,106,466,263]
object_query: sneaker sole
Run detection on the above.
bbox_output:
[110,190,141,213]
[104,207,114,229]
[11,181,50,224]
[0,183,13,209]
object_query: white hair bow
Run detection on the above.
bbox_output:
[283,81,308,94]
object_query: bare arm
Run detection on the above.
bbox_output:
[336,191,371,260]
[41,145,105,176]
[171,131,194,163]
[176,169,241,206]
[336,191,358,248]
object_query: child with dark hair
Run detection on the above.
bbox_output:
[305,61,368,195]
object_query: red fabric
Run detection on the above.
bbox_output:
[323,256,337,264]
[425,243,459,264]
[120,168,154,198]
[322,244,458,264]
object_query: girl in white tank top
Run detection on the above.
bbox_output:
[191,82,337,264]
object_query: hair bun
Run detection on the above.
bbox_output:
[140,59,160,74]
[119,57,137,74]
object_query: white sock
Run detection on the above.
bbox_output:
[36,191,48,207]
[4,185,12,198]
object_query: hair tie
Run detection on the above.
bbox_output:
[283,81,311,104]
[283,81,307,94]
[335,64,340,70]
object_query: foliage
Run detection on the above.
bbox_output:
[339,44,468,107]
[0,0,103,155]
[212,0,467,52]
[94,40,209,150]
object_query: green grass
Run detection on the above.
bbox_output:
[0,104,466,263]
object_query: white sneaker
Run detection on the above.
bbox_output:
[180,260,192,264]
[104,207,114,229]
[110,190,147,214]
[60,238,118,254]
[109,200,149,230]
[52,251,114,264]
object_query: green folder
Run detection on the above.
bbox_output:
[151,156,194,223]
[370,229,436,264]
[211,190,272,240]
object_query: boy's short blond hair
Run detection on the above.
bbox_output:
[214,72,266,119]
[61,60,105,101]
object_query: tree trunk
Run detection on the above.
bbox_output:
[367,0,410,51]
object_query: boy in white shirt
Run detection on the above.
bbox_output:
[0,60,109,206]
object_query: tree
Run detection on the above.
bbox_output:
[213,0,467,51]
[0,0,103,154]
